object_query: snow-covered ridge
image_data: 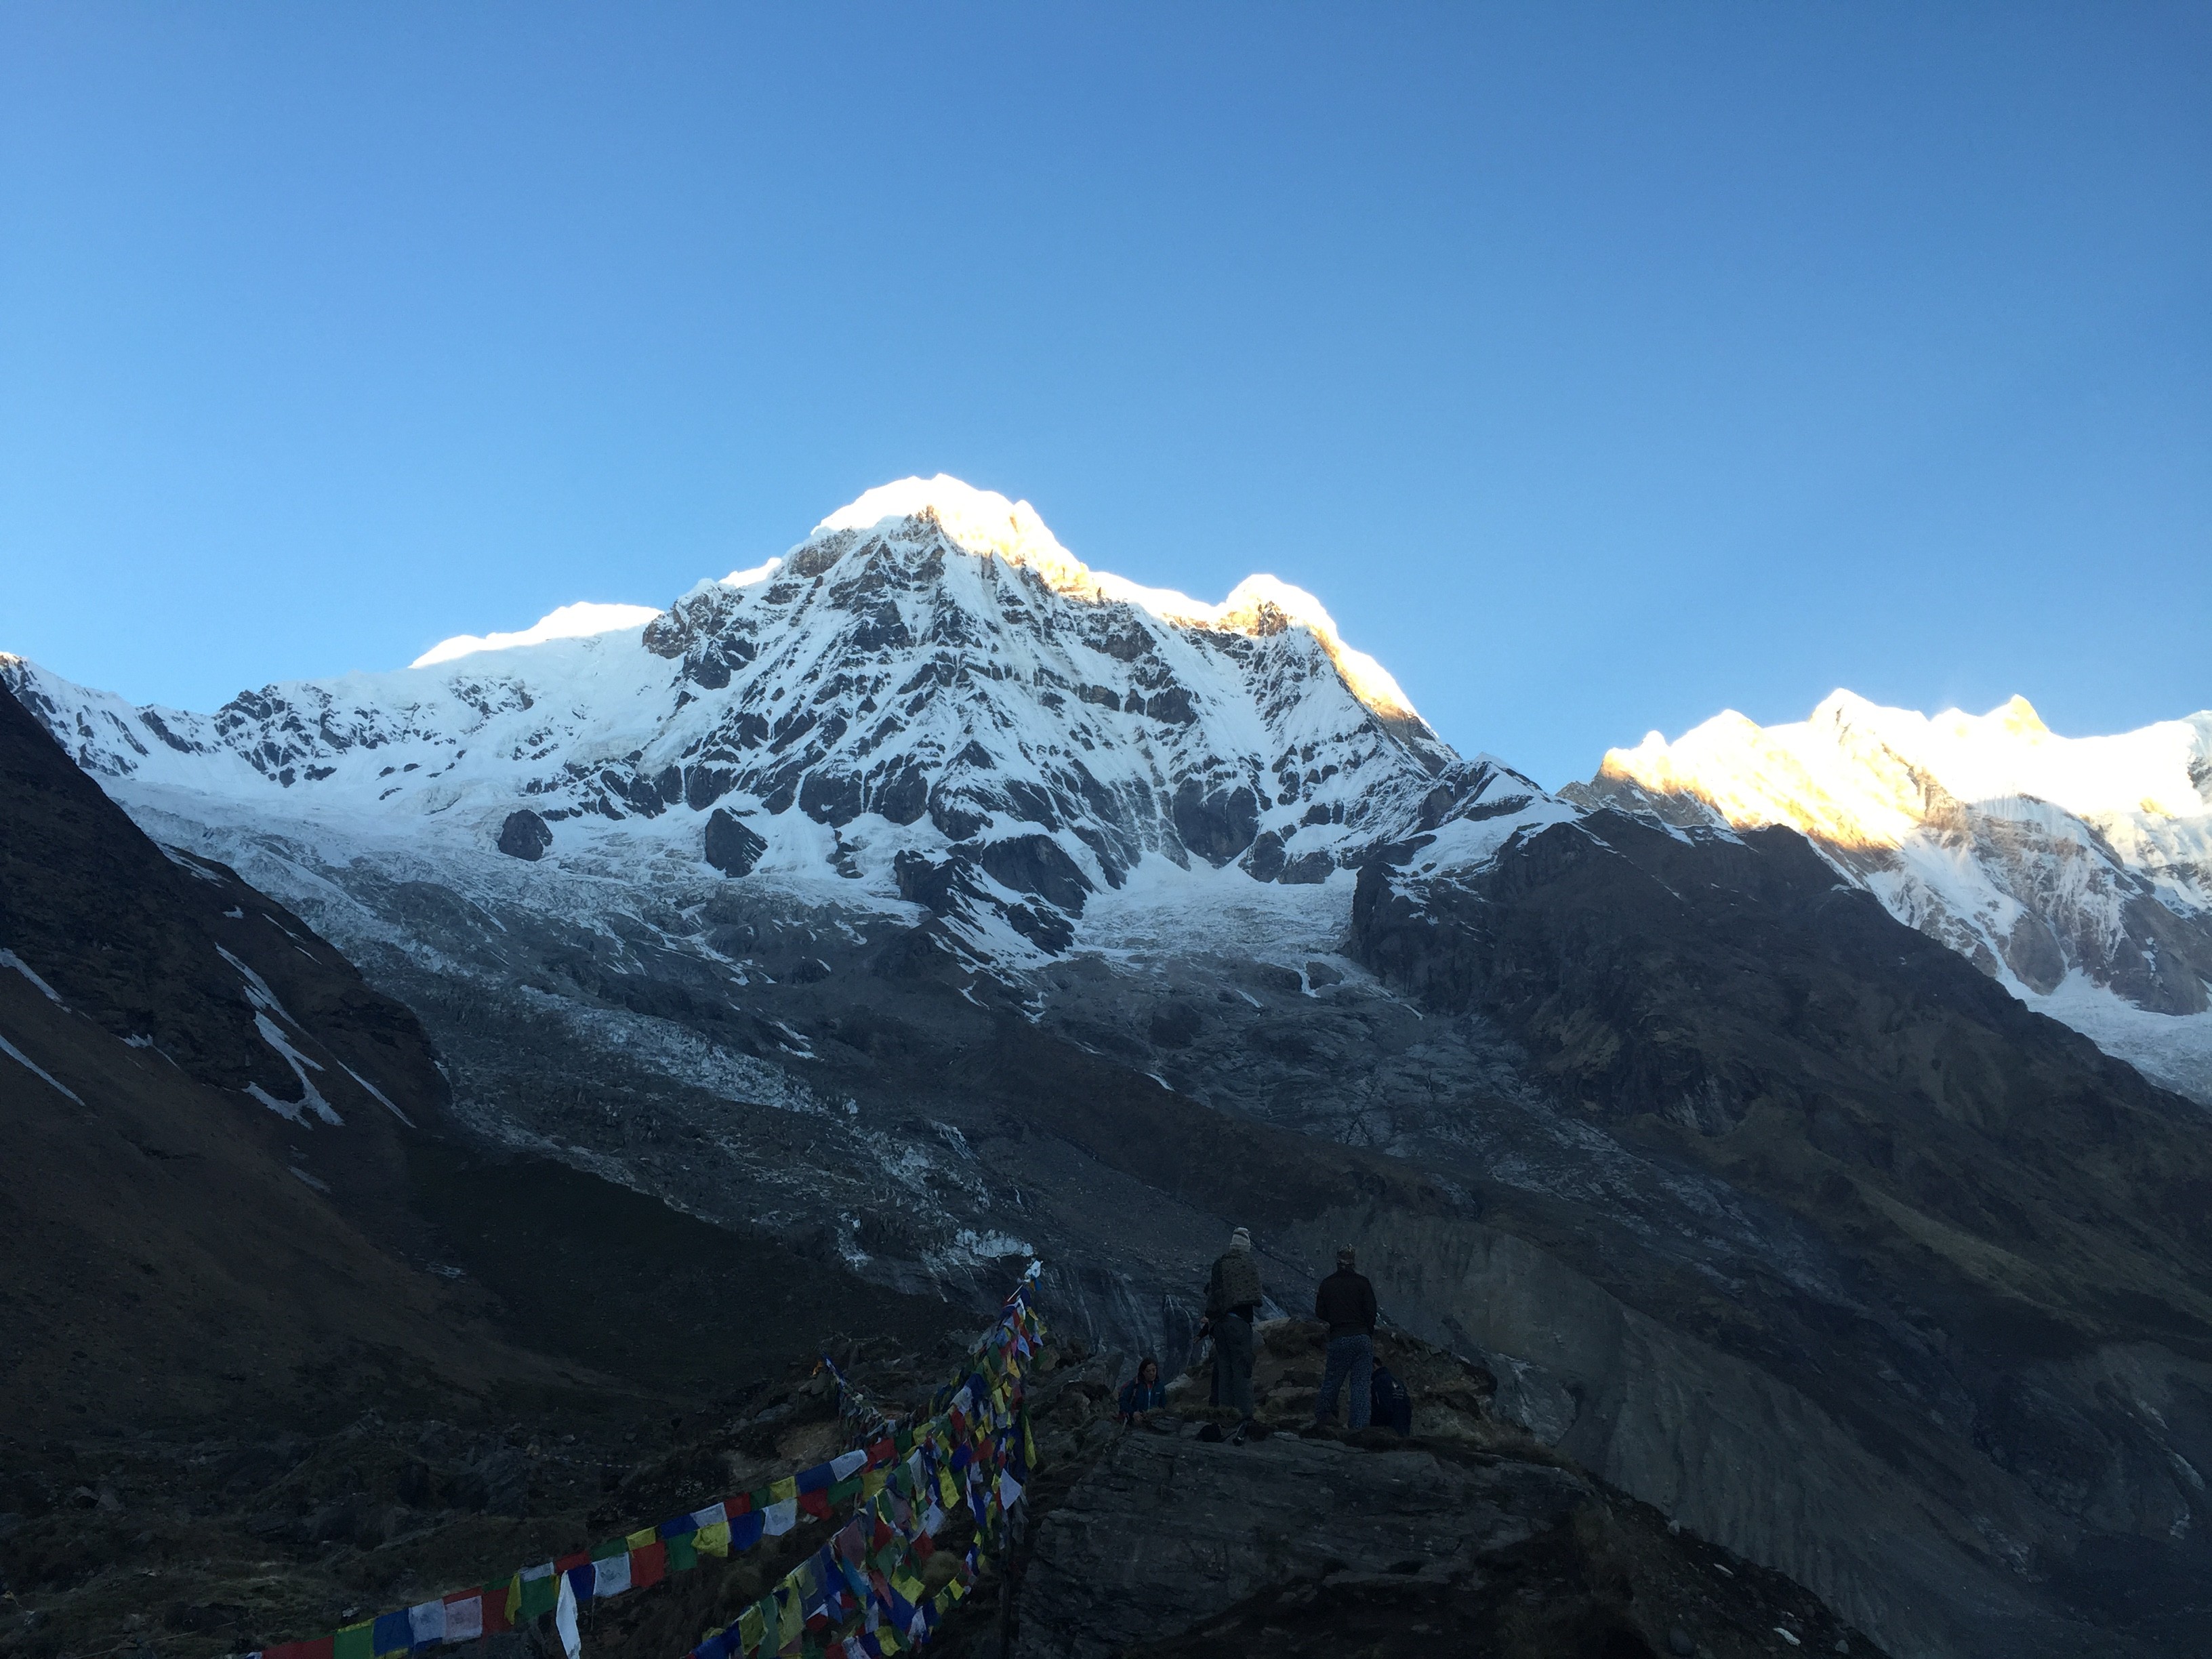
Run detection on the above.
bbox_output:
[817,476,1420,719]
[1599,691,2212,853]
[0,476,1553,966]
[1572,689,2212,1101]
[412,600,664,668]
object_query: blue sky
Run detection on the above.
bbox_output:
[3,4,2205,787]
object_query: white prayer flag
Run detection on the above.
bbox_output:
[554,1572,582,1659]
[441,1596,483,1643]
[407,1601,445,1646]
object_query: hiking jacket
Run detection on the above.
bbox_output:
[1118,1378,1168,1418]
[1206,1248,1263,1317]
[1314,1268,1378,1336]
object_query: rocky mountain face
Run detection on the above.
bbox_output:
[0,680,969,1659]
[1568,692,2212,1103]
[6,478,2211,1658]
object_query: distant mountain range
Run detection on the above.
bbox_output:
[1570,691,2212,1102]
[7,476,2212,1658]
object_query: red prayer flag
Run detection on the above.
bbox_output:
[555,1552,589,1574]
[798,1490,832,1521]
[265,1641,333,1659]
[630,1540,668,1589]
[479,1589,514,1635]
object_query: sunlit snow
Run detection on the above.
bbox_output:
[411,600,664,668]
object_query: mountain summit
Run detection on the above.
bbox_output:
[8,484,2212,1658]
[1570,689,2212,1101]
[3,476,1545,958]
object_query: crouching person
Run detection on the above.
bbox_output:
[1313,1246,1377,1430]
[1118,1356,1167,1424]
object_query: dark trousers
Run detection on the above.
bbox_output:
[1315,1333,1373,1429]
[1212,1311,1256,1417]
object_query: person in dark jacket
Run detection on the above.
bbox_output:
[1203,1225,1263,1435]
[1118,1356,1167,1423]
[1312,1246,1378,1430]
[1368,1361,1413,1435]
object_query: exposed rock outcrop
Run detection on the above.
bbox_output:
[496,807,552,860]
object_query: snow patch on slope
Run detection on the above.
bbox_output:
[412,600,664,668]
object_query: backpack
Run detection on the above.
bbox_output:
[1370,1364,1413,1436]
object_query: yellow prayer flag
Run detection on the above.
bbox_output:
[778,1589,804,1647]
[769,1475,798,1504]
[626,1528,656,1551]
[695,1519,730,1557]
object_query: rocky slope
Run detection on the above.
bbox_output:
[1568,692,2212,1103]
[6,479,2211,1657]
[996,1319,1876,1659]
[0,681,966,1658]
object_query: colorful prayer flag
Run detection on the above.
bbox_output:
[440,1595,483,1643]
[371,1610,413,1657]
[518,1563,558,1622]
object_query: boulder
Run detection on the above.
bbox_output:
[495,809,552,861]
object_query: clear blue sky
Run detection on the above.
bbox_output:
[3,4,2206,787]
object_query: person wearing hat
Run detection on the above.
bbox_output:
[1203,1225,1263,1436]
[1312,1246,1378,1430]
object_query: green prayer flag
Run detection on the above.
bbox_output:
[666,1529,698,1574]
[827,1475,863,1504]
[520,1570,558,1620]
[592,1536,628,1561]
[334,1622,373,1659]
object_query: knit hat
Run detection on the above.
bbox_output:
[1337,1247,1356,1266]
[1229,1226,1252,1250]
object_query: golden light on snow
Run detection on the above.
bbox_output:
[817,474,1423,723]
[412,600,664,669]
[1601,691,2212,851]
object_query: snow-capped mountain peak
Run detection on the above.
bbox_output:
[1572,689,2212,1100]
[808,476,1420,723]
[1,477,1552,965]
[816,475,1089,592]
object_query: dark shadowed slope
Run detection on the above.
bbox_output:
[0,686,963,1657]
[1353,811,2212,1657]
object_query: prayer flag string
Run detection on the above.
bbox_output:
[239,1264,1047,1659]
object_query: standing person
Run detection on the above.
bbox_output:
[1118,1356,1167,1424]
[1312,1246,1378,1431]
[1205,1226,1263,1438]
